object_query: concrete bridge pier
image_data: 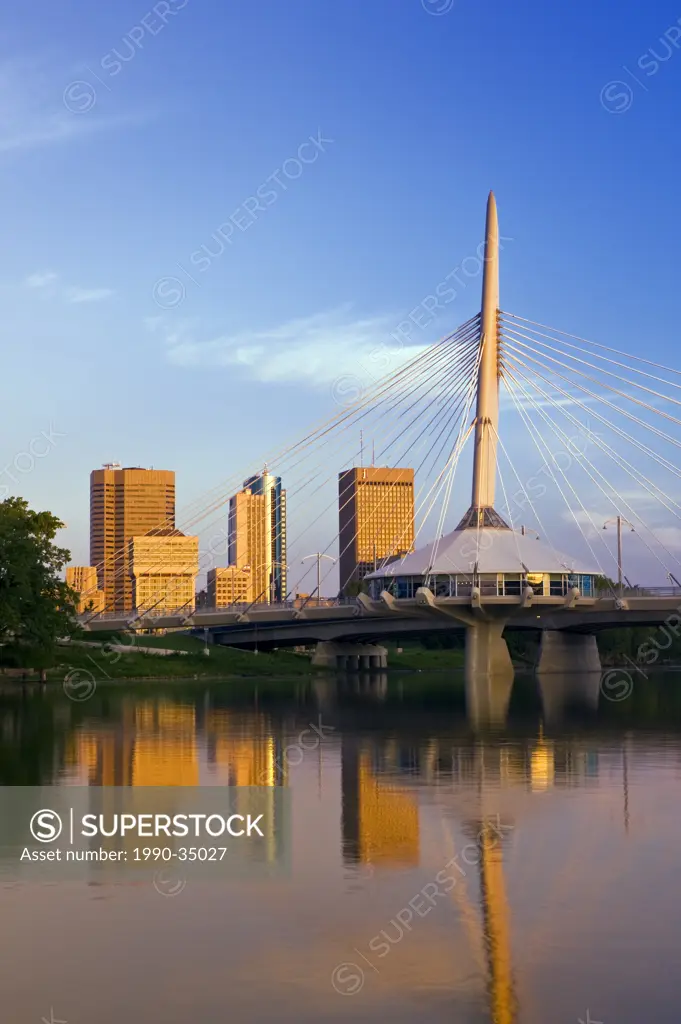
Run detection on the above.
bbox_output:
[465,621,514,680]
[311,642,388,670]
[536,631,601,676]
[465,621,515,728]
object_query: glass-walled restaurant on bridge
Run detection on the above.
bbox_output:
[364,527,600,600]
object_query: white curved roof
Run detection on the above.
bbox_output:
[365,527,600,578]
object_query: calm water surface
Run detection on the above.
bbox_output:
[2,670,681,1023]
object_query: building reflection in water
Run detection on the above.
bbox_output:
[65,700,287,789]
[64,698,288,866]
[341,736,420,868]
[131,702,199,786]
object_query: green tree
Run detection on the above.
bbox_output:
[0,497,78,669]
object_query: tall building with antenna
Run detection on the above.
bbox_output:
[338,466,415,593]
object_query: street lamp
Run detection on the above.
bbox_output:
[603,516,635,598]
[302,553,336,606]
[520,526,540,539]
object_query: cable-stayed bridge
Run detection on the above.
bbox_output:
[78,192,681,686]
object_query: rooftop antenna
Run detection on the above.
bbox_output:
[372,439,375,466]
[360,430,364,467]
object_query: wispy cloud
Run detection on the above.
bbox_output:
[0,55,147,156]
[25,271,58,289]
[149,308,430,388]
[647,525,681,552]
[24,271,114,304]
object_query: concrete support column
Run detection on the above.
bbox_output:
[465,621,514,728]
[536,631,601,676]
[465,621,513,680]
[311,642,388,670]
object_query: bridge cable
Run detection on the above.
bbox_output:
[503,353,681,579]
[79,322,477,621]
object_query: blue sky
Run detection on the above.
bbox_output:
[2,0,681,587]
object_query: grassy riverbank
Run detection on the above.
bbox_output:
[44,634,316,681]
[387,647,465,670]
[1,632,470,684]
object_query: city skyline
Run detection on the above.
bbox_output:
[70,458,420,607]
[3,1,681,589]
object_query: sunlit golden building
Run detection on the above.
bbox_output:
[226,470,287,604]
[130,530,199,613]
[338,466,415,592]
[207,565,252,606]
[65,566,105,614]
[90,464,175,612]
[227,487,268,603]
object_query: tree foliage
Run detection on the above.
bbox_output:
[0,497,78,667]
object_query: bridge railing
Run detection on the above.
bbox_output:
[618,586,681,598]
[77,596,355,624]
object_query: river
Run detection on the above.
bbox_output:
[1,669,680,1023]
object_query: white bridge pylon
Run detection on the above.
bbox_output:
[470,190,503,519]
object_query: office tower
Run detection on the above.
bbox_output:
[338,466,415,593]
[228,469,287,604]
[129,529,199,614]
[228,488,268,603]
[90,463,175,612]
[242,469,287,603]
[65,566,106,614]
[207,565,252,606]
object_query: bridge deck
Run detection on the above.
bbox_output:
[77,592,681,649]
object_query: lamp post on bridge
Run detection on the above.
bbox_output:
[302,553,336,606]
[603,516,635,599]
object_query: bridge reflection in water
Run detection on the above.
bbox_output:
[1,670,669,1023]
